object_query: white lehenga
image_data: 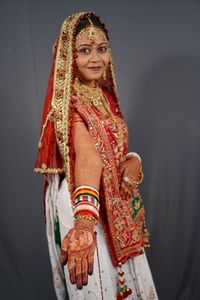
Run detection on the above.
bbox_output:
[45,174,158,300]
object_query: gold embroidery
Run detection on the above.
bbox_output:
[51,13,85,181]
[38,109,54,148]
[34,167,64,174]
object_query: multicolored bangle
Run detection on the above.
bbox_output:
[72,185,100,224]
[73,195,100,210]
[73,185,99,199]
[73,203,99,219]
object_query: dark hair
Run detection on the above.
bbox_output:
[75,13,109,40]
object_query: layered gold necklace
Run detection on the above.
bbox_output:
[74,78,112,116]
[73,78,125,153]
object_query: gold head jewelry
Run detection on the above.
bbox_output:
[76,17,108,43]
[87,16,98,41]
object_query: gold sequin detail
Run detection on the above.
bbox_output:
[34,167,64,174]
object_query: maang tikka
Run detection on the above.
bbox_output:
[76,16,108,43]
[86,16,99,41]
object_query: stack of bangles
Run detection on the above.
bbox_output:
[72,185,100,225]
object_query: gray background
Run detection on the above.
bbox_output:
[0,0,200,299]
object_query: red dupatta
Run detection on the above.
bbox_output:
[73,87,147,267]
[34,39,64,174]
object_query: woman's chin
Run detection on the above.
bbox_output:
[85,72,103,81]
[88,74,103,81]
[77,73,103,84]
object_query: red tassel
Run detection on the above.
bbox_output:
[116,262,132,299]
[117,292,124,300]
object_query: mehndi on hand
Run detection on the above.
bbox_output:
[61,220,97,290]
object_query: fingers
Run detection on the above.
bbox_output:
[120,175,138,200]
[88,257,94,275]
[60,248,68,266]
[120,180,126,197]
[88,235,96,275]
[75,259,82,290]
[124,186,131,201]
[120,179,131,200]
[119,161,130,198]
[126,189,133,201]
[69,257,89,289]
[82,257,88,286]
[68,257,89,289]
[68,256,76,285]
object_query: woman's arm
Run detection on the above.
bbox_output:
[74,121,102,189]
[61,118,102,290]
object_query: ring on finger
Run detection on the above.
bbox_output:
[74,258,82,262]
[123,176,129,183]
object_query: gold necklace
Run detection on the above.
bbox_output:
[74,78,124,152]
[74,78,110,116]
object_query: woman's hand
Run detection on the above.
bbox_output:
[61,219,96,290]
[119,156,142,200]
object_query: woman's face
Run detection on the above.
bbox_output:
[75,27,110,86]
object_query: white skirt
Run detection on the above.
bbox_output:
[45,174,158,300]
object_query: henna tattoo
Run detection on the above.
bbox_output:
[61,226,97,289]
[69,229,93,251]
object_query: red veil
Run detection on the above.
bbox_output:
[35,39,64,174]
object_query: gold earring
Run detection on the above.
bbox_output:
[103,70,106,80]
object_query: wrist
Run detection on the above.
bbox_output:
[74,216,95,231]
[72,185,100,225]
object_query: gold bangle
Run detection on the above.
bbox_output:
[126,152,141,163]
[74,214,97,225]
[132,169,144,185]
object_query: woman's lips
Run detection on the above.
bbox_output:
[87,66,102,71]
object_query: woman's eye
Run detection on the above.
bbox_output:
[79,48,91,54]
[98,46,108,53]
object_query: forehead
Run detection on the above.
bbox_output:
[75,27,108,47]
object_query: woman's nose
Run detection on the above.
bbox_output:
[90,49,101,62]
